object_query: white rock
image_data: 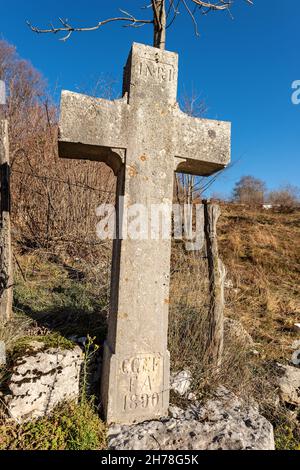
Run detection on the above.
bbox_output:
[276,363,300,406]
[188,392,197,401]
[224,279,234,289]
[291,350,300,366]
[291,339,300,350]
[291,340,300,365]
[5,345,84,421]
[170,370,192,396]
[169,406,184,419]
[251,349,260,356]
[293,323,300,334]
[108,387,274,450]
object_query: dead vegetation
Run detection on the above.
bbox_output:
[1,38,300,449]
[168,205,300,448]
[169,237,275,405]
[219,204,300,363]
[0,400,107,450]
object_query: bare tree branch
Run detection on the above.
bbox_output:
[191,0,253,12]
[182,0,200,36]
[192,0,231,11]
[166,0,181,30]
[28,1,253,47]
[27,10,153,42]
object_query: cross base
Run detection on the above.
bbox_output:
[101,342,170,425]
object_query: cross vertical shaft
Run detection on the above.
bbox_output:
[102,45,179,424]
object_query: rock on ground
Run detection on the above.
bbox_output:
[293,323,300,334]
[291,340,300,366]
[276,363,300,407]
[170,370,192,396]
[224,318,254,348]
[5,344,84,421]
[108,387,274,450]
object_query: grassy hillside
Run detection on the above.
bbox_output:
[0,204,299,449]
[219,205,300,362]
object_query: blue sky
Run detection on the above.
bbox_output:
[1,0,299,197]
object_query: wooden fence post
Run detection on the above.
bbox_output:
[0,119,13,321]
[203,200,225,368]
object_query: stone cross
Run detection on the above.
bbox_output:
[58,43,231,425]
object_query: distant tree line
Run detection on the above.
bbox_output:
[232,176,300,209]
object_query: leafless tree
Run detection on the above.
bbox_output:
[268,185,300,209]
[232,175,266,205]
[28,1,253,50]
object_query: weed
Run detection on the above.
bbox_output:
[0,400,106,450]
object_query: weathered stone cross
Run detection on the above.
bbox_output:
[59,43,230,425]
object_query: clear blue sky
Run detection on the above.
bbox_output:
[1,1,299,197]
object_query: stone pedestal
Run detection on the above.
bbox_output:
[102,343,170,424]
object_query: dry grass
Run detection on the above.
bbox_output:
[0,400,107,450]
[0,314,32,352]
[11,120,116,260]
[168,239,273,405]
[219,205,300,363]
[167,205,300,449]
[1,203,299,449]
[3,38,299,449]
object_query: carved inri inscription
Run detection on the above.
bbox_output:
[138,58,175,83]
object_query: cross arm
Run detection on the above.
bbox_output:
[174,109,231,176]
[58,91,129,174]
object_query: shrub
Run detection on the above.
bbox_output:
[0,400,106,450]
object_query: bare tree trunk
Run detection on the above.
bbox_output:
[203,200,225,368]
[152,0,166,49]
[0,119,13,322]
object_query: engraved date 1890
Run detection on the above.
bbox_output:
[124,392,160,411]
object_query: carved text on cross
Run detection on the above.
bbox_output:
[59,43,230,178]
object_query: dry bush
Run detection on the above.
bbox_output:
[232,176,266,206]
[0,40,115,271]
[169,242,210,371]
[168,203,300,439]
[168,240,268,405]
[168,234,299,452]
[11,123,115,258]
[0,314,33,351]
[268,185,300,211]
[218,204,300,362]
